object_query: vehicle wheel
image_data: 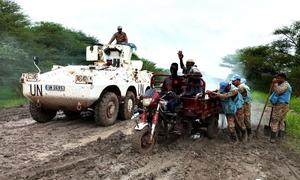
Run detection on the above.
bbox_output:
[207,115,219,139]
[29,102,56,123]
[182,121,193,138]
[64,111,81,119]
[94,92,119,126]
[118,91,136,120]
[132,126,155,154]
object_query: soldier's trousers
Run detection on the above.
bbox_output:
[235,107,246,130]
[243,102,251,129]
[271,103,289,132]
[226,114,236,133]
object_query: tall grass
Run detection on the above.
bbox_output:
[0,98,28,108]
[252,91,269,103]
[0,86,27,108]
[286,112,300,139]
[290,97,300,113]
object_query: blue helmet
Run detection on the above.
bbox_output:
[241,78,247,84]
[219,81,229,93]
[231,74,241,81]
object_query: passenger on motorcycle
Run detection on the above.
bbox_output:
[177,51,204,97]
[161,63,183,112]
[161,63,183,95]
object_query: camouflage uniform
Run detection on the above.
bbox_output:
[108,32,128,44]
[270,81,290,132]
[235,106,246,130]
[226,114,236,133]
[271,103,289,132]
[237,84,251,129]
[243,102,251,129]
[219,87,244,133]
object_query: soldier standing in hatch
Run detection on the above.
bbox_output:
[108,26,128,45]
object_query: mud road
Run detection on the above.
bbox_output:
[0,103,299,180]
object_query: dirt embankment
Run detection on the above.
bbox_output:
[0,103,299,180]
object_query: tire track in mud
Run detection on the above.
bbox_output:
[0,105,30,123]
[0,104,299,180]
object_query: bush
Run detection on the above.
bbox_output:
[286,112,300,139]
[289,66,300,96]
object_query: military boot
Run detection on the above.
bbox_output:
[241,129,247,142]
[230,132,238,143]
[247,128,252,136]
[235,127,241,140]
[278,130,285,139]
[247,128,252,140]
[270,131,277,143]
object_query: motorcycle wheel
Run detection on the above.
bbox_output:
[132,126,155,154]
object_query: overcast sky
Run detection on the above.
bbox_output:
[15,0,300,78]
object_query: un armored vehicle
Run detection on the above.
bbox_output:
[20,44,152,126]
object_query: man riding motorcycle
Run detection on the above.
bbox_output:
[161,63,183,112]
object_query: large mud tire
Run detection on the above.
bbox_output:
[207,115,219,139]
[132,126,155,154]
[94,92,119,126]
[118,91,136,120]
[29,102,56,123]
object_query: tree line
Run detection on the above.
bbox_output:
[222,21,300,96]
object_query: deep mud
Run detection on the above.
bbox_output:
[0,103,299,180]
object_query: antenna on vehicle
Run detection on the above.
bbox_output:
[33,56,41,73]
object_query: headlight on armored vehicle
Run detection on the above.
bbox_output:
[142,98,153,107]
[75,75,93,84]
[20,73,39,83]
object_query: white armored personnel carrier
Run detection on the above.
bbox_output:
[20,44,152,126]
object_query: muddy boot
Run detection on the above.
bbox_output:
[235,127,241,140]
[278,130,285,139]
[247,128,252,141]
[270,131,277,143]
[241,129,247,142]
[230,132,238,143]
[247,128,252,136]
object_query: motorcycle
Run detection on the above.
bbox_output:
[131,88,180,154]
[131,74,221,154]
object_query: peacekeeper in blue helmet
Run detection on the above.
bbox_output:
[207,81,244,143]
[269,73,292,143]
[231,74,252,140]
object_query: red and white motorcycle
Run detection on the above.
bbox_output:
[131,88,179,154]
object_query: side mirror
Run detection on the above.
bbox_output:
[33,56,40,65]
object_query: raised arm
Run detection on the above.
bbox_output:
[177,51,185,70]
[273,82,288,95]
[218,89,238,99]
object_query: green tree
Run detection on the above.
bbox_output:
[273,21,300,58]
[220,51,244,78]
[132,53,164,73]
[222,21,300,95]
[0,0,29,34]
